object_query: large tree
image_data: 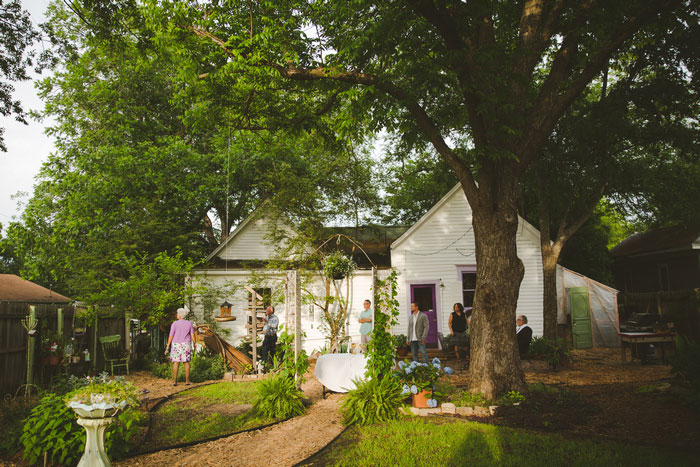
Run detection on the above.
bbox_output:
[7,1,379,299]
[140,0,692,397]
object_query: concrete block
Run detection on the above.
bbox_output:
[441,403,456,414]
[489,405,498,415]
[456,406,473,416]
[473,406,490,416]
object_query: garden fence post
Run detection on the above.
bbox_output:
[285,270,301,382]
[57,308,63,337]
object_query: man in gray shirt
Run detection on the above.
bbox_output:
[406,302,429,363]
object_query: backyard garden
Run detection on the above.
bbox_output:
[2,337,700,466]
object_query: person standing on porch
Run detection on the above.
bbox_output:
[406,302,429,363]
[165,308,196,386]
[449,302,469,361]
[358,299,374,352]
[260,305,279,366]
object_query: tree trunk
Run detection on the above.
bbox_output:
[467,172,527,399]
[541,248,561,339]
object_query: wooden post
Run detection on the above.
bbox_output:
[26,306,37,390]
[57,308,64,338]
[285,270,301,382]
[93,309,98,370]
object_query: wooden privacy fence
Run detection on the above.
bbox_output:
[0,302,127,397]
[0,302,73,396]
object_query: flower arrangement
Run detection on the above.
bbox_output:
[323,251,357,280]
[396,358,453,408]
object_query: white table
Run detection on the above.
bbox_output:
[314,353,368,396]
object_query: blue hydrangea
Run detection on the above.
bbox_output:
[398,360,407,370]
[409,361,418,368]
[427,399,437,408]
[401,384,410,395]
[432,357,441,365]
[444,366,454,375]
[405,367,412,375]
[410,385,418,394]
[433,363,441,370]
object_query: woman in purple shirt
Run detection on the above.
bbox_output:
[165,308,196,386]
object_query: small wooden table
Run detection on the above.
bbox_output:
[618,332,675,364]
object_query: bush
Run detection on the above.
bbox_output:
[528,337,569,368]
[20,392,144,466]
[253,373,306,419]
[340,376,404,426]
[152,351,227,383]
[21,393,83,466]
[671,336,700,388]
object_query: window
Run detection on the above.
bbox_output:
[457,266,477,312]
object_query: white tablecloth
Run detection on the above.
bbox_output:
[314,353,368,393]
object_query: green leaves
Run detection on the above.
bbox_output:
[253,373,306,420]
[339,376,404,426]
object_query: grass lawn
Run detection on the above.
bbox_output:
[303,417,697,466]
[144,381,274,450]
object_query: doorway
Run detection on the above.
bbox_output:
[410,283,438,347]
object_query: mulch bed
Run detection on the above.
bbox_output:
[446,348,700,452]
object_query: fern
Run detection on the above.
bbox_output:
[340,376,404,426]
[253,374,306,419]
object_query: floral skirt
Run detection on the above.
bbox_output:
[170,342,192,363]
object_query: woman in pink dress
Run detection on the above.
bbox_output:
[165,308,196,386]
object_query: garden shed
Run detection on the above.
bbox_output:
[0,274,73,396]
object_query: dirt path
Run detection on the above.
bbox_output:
[117,372,344,467]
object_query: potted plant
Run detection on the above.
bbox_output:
[41,331,64,366]
[64,374,141,467]
[323,251,357,280]
[396,358,453,408]
[393,334,408,357]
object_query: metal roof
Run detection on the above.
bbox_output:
[610,225,700,258]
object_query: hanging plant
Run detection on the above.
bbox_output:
[323,251,357,280]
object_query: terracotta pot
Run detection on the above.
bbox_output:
[49,355,61,366]
[397,346,408,357]
[412,389,431,408]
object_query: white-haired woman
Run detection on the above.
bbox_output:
[165,308,196,386]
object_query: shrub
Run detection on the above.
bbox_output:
[21,393,84,466]
[529,337,570,368]
[152,351,227,382]
[272,326,310,384]
[253,373,306,419]
[671,336,700,389]
[340,376,404,426]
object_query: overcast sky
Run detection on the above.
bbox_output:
[0,0,53,227]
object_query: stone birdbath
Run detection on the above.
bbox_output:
[65,376,139,467]
[67,397,128,467]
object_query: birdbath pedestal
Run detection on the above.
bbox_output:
[69,401,126,467]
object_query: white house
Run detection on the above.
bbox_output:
[189,183,617,354]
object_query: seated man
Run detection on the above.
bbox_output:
[516,314,532,355]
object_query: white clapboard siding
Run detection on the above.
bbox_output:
[217,217,283,261]
[189,269,378,354]
[391,184,544,338]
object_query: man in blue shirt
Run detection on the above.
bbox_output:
[261,305,279,366]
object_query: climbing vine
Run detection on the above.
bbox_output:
[366,269,400,380]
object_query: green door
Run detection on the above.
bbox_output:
[569,287,593,349]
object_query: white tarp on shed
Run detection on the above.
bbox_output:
[556,265,620,347]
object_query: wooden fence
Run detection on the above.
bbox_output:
[0,302,127,397]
